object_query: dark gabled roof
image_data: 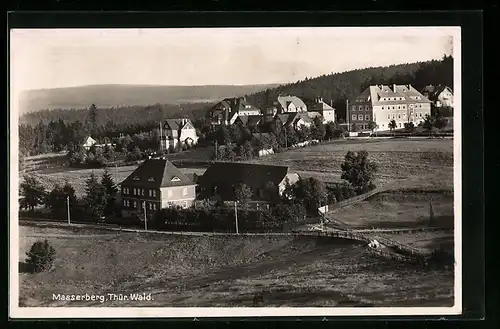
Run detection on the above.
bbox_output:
[164,118,193,131]
[277,95,307,110]
[121,159,195,188]
[238,114,263,126]
[251,132,272,140]
[198,162,289,201]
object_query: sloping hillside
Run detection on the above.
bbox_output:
[19,84,280,115]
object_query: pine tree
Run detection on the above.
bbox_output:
[20,175,46,211]
[84,172,106,218]
[101,169,118,217]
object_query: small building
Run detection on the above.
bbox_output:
[421,85,454,108]
[208,97,261,125]
[197,162,300,203]
[274,112,312,130]
[120,158,197,218]
[309,97,336,123]
[275,95,308,113]
[82,136,97,150]
[162,118,199,151]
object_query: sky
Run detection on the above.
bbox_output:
[10,27,457,92]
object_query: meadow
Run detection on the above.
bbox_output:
[18,224,454,307]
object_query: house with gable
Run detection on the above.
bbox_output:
[82,136,97,150]
[274,95,308,113]
[208,96,261,126]
[120,158,197,218]
[309,97,336,123]
[197,162,300,206]
[273,112,312,130]
[421,85,454,109]
[162,118,199,151]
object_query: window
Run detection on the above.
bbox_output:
[123,200,127,207]
[141,189,144,196]
[133,200,137,208]
[171,177,181,182]
[153,203,157,210]
[148,177,155,182]
[382,106,384,110]
[183,187,188,196]
[365,115,370,121]
[133,176,140,181]
[403,105,406,109]
[382,124,385,128]
[398,106,401,109]
[398,123,402,128]
[398,114,401,119]
[387,114,390,120]
[359,105,363,111]
[148,190,152,197]
[149,203,153,210]
[352,114,356,120]
[133,188,136,195]
[392,114,396,119]
[358,115,363,121]
[152,190,156,197]
[392,106,395,110]
[352,105,356,111]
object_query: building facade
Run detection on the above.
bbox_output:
[349,84,432,131]
[309,97,336,123]
[208,97,261,125]
[421,85,454,108]
[161,118,199,151]
[120,159,196,219]
[274,95,308,113]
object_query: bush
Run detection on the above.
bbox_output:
[26,240,56,273]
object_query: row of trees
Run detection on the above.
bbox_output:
[19,170,119,219]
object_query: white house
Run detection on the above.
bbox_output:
[162,118,199,151]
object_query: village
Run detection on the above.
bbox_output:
[14,28,457,309]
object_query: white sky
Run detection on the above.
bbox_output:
[10,27,456,92]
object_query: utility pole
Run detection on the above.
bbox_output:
[346,99,350,132]
[214,140,218,160]
[143,201,147,231]
[285,127,288,148]
[159,121,163,153]
[67,196,71,225]
[234,201,239,234]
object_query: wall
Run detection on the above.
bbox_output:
[160,185,197,209]
[372,102,431,131]
[323,110,335,123]
[350,102,372,130]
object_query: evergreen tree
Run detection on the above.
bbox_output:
[20,175,46,211]
[84,172,106,218]
[101,169,118,216]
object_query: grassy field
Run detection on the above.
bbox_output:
[245,138,454,188]
[18,225,454,307]
[329,190,454,229]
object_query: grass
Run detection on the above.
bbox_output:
[245,138,454,189]
[328,190,454,229]
[18,224,454,307]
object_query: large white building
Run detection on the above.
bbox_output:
[349,84,432,131]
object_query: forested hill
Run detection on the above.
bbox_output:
[19,83,280,115]
[245,56,453,119]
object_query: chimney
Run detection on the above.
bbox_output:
[393,84,396,92]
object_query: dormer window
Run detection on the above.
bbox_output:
[171,177,181,182]
[148,177,155,182]
[133,176,140,181]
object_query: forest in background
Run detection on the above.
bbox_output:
[18,56,453,157]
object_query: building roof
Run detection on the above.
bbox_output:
[198,162,290,201]
[251,132,273,140]
[421,85,453,101]
[121,159,195,188]
[277,95,307,110]
[83,136,97,146]
[164,118,193,131]
[310,100,335,111]
[238,114,263,126]
[353,84,431,105]
[307,111,323,119]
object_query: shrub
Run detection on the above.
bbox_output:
[26,240,56,273]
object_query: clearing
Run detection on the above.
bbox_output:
[18,225,454,307]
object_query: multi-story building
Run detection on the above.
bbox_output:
[349,84,432,131]
[120,158,197,219]
[421,85,454,108]
[309,97,336,123]
[274,95,308,113]
[208,97,261,125]
[161,118,198,151]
